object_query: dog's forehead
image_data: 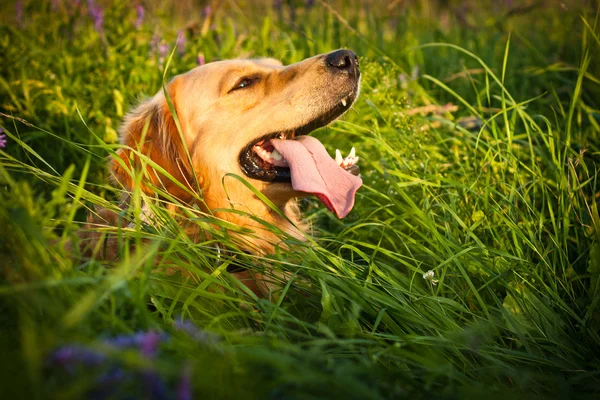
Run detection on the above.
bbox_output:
[194,58,283,75]
[177,58,285,97]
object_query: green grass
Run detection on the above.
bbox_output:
[1,0,600,398]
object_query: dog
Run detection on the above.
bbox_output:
[86,49,363,295]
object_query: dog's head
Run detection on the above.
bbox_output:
[112,50,362,238]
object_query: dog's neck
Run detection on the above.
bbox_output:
[153,190,308,256]
[209,197,308,255]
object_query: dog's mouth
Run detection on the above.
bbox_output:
[238,91,362,218]
[239,92,359,182]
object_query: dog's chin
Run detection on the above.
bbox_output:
[238,88,358,184]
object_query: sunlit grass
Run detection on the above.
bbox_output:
[1,0,599,398]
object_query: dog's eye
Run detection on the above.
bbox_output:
[230,77,258,92]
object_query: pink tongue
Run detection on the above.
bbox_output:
[270,136,362,218]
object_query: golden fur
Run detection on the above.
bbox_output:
[85,50,360,294]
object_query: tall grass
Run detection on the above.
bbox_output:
[1,0,599,398]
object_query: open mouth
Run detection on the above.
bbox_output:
[238,91,362,219]
[239,92,359,183]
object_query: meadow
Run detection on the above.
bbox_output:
[1,0,599,398]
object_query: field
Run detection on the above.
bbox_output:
[1,0,600,398]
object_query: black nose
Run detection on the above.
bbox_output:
[325,49,359,72]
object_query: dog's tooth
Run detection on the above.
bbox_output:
[349,147,356,158]
[259,148,272,159]
[335,149,343,165]
[341,98,347,107]
[271,149,283,161]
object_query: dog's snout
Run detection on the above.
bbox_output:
[325,50,358,73]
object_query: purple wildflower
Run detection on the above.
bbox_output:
[202,5,212,17]
[158,42,169,66]
[104,330,167,357]
[87,0,104,34]
[15,0,23,28]
[305,0,315,8]
[93,12,103,33]
[158,43,169,58]
[174,320,219,344]
[52,0,60,12]
[49,345,106,369]
[135,4,145,30]
[176,364,193,400]
[0,128,6,148]
[150,35,170,67]
[177,31,186,56]
[139,331,164,357]
[105,333,137,348]
[48,331,178,399]
[197,53,205,66]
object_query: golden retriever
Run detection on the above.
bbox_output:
[87,49,362,294]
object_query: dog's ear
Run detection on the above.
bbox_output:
[111,87,194,201]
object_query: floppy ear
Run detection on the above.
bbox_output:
[111,87,194,201]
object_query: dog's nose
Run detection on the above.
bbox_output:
[325,49,359,73]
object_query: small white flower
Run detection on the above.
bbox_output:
[423,270,435,280]
[422,270,438,286]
